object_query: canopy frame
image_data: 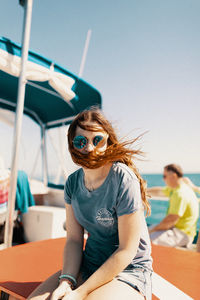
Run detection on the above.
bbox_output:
[4,0,33,248]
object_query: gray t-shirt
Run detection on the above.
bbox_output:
[64,162,152,275]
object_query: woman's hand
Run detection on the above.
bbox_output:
[62,289,85,300]
[51,281,72,300]
[51,281,87,300]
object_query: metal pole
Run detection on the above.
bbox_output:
[78,29,92,77]
[41,126,48,187]
[30,141,42,179]
[47,131,67,180]
[55,128,63,184]
[4,0,33,248]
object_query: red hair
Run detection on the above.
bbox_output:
[68,108,151,216]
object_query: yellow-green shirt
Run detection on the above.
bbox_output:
[163,183,199,238]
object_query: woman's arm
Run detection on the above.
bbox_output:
[76,209,142,299]
[61,204,84,278]
[51,204,84,300]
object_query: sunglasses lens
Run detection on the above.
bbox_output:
[73,136,87,149]
[93,135,103,146]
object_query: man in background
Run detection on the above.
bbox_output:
[147,164,199,248]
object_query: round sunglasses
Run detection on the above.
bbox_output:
[73,135,104,150]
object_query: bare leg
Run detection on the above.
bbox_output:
[85,279,145,300]
[27,270,146,300]
[28,274,145,300]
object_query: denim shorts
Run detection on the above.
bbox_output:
[116,268,152,300]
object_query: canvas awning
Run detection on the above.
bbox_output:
[0,37,102,129]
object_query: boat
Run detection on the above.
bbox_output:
[0,237,199,300]
[0,1,199,299]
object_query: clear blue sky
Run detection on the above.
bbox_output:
[0,0,200,173]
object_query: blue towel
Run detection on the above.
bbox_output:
[15,170,35,213]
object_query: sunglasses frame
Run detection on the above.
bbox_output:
[72,135,105,150]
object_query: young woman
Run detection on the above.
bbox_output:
[28,108,152,300]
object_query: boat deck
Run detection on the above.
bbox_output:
[0,238,199,299]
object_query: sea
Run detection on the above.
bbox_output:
[142,173,200,231]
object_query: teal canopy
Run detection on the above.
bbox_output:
[0,37,102,129]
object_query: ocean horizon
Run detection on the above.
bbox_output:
[142,173,200,187]
[45,172,200,232]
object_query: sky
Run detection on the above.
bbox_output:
[0,0,200,174]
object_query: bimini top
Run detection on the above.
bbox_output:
[0,37,102,129]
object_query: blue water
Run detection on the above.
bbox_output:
[143,173,200,230]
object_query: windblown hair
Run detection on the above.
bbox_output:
[164,164,183,178]
[68,108,151,216]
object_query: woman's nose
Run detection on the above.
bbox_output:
[85,142,94,152]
